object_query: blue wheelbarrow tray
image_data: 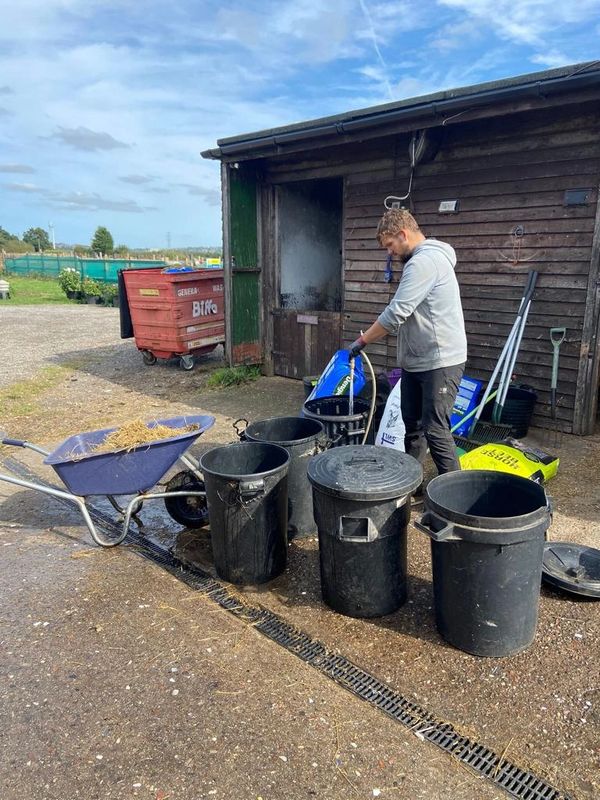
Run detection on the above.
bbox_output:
[43,415,215,496]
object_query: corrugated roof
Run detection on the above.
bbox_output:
[202,61,600,160]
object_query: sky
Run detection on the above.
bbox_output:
[1,1,599,249]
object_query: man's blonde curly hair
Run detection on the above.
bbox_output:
[376,209,421,244]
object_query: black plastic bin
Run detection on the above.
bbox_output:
[415,470,551,657]
[199,442,290,585]
[303,396,373,447]
[481,385,537,438]
[242,416,325,539]
[308,445,422,618]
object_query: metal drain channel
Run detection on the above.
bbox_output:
[3,455,572,800]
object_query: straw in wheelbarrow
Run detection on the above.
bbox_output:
[93,418,200,454]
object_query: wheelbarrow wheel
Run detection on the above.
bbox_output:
[164,470,209,528]
[142,350,157,366]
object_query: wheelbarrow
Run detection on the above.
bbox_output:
[0,415,215,548]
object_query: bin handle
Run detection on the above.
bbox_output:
[233,418,249,439]
[238,479,265,503]
[413,511,454,542]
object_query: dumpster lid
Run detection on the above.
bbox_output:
[542,541,600,598]
[307,445,422,501]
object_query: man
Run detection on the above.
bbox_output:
[349,209,467,474]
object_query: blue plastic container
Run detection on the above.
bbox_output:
[44,415,214,496]
[450,377,483,436]
[306,350,366,403]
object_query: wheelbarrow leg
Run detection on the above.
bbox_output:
[123,490,207,535]
[0,473,128,548]
[106,494,144,520]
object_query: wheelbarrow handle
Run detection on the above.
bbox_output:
[1,438,50,456]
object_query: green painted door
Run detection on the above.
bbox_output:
[228,166,261,365]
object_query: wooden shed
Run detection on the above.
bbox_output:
[202,62,600,435]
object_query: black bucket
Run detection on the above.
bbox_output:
[199,442,290,585]
[481,385,537,438]
[303,396,373,447]
[416,470,551,657]
[308,445,422,618]
[242,416,325,539]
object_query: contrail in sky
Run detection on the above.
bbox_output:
[358,0,394,99]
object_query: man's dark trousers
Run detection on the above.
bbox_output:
[400,363,465,474]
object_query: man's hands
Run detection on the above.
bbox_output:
[348,335,367,358]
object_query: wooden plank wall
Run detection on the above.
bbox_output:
[263,103,600,433]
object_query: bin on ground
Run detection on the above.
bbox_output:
[199,442,289,585]
[241,416,325,539]
[416,470,551,657]
[308,445,422,618]
[120,267,225,369]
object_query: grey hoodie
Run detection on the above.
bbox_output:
[377,239,467,372]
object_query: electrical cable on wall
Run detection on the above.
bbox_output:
[384,132,417,209]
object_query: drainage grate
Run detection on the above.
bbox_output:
[2,455,573,800]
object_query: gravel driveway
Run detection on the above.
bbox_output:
[0,305,123,388]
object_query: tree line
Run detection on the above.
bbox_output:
[0,225,122,256]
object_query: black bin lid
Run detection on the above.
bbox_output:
[307,445,422,501]
[542,542,600,598]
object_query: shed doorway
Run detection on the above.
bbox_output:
[272,177,343,379]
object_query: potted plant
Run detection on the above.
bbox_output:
[58,268,82,300]
[81,276,102,304]
[101,282,119,307]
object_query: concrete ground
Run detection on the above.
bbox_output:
[1,305,599,800]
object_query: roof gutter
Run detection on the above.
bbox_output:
[201,67,600,160]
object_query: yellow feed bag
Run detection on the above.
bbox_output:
[459,442,559,483]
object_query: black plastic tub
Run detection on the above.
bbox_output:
[303,396,373,447]
[416,470,551,657]
[481,385,537,438]
[242,416,325,539]
[308,445,422,618]
[199,442,290,585]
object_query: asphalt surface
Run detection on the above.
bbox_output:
[1,304,599,799]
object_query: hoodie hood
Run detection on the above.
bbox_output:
[413,239,457,269]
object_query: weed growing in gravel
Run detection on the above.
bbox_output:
[206,365,261,388]
[0,366,70,417]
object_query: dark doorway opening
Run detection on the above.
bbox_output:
[273,178,343,379]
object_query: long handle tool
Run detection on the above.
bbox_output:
[468,271,536,435]
[550,327,566,420]
[493,270,538,423]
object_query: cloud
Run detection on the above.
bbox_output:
[4,182,45,193]
[119,174,153,184]
[176,183,221,205]
[143,187,170,194]
[49,191,148,213]
[4,179,151,213]
[438,0,600,47]
[49,126,131,151]
[0,86,13,94]
[0,107,11,117]
[530,51,573,69]
[0,164,35,174]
